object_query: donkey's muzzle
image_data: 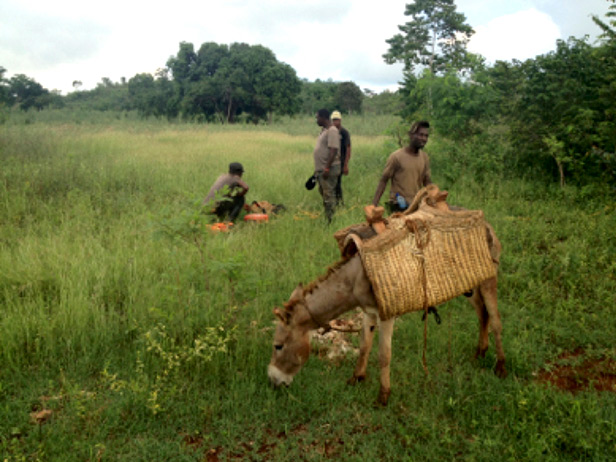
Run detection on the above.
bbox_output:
[268,364,293,387]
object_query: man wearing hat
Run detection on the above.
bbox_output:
[203,162,249,222]
[331,110,351,206]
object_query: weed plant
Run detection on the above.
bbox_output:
[0,119,615,461]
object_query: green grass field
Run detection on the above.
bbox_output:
[1,117,615,461]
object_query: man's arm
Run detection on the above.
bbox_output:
[422,156,432,186]
[372,177,388,206]
[343,144,351,175]
[323,147,338,179]
[235,178,250,196]
[372,154,396,206]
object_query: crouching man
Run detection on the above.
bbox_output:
[203,162,249,222]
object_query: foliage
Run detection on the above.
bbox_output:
[0,66,9,106]
[362,89,404,116]
[300,79,338,114]
[128,71,177,119]
[300,79,365,115]
[63,77,131,112]
[504,36,615,185]
[392,3,616,189]
[384,0,475,76]
[334,81,364,114]
[165,41,302,123]
[2,74,60,111]
[401,68,498,139]
[101,322,234,416]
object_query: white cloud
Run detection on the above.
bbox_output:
[467,8,561,63]
[0,0,608,95]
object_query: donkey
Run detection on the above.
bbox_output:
[268,226,506,406]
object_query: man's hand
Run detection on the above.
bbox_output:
[322,168,330,179]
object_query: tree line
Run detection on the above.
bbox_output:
[0,42,364,123]
[384,0,615,188]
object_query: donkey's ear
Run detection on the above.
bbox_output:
[289,284,304,303]
[273,307,288,324]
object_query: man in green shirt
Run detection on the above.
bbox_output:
[313,108,341,223]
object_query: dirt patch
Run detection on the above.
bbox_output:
[536,348,616,393]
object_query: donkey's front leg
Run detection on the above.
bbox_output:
[377,318,395,406]
[348,310,378,385]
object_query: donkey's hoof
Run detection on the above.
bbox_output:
[347,375,365,386]
[376,387,390,406]
[495,360,508,379]
[474,346,488,359]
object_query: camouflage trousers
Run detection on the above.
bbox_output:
[316,164,341,223]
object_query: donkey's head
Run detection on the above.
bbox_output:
[268,284,312,387]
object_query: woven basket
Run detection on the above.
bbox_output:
[359,209,496,320]
[333,222,376,255]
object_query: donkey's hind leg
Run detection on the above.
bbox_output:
[348,310,378,385]
[474,276,507,378]
[468,287,490,359]
[377,317,395,405]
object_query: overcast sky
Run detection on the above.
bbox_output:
[0,0,611,95]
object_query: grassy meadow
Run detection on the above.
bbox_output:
[1,116,615,461]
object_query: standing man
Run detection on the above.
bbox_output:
[313,108,341,223]
[203,162,249,222]
[372,121,431,213]
[331,110,351,206]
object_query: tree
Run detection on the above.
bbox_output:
[592,0,616,41]
[491,35,615,185]
[334,81,363,114]
[167,42,198,84]
[8,74,49,110]
[165,41,302,123]
[0,67,9,106]
[384,0,475,118]
[300,79,337,114]
[362,89,404,115]
[592,0,616,160]
[252,61,302,121]
[383,0,474,77]
[64,77,130,112]
[128,70,177,119]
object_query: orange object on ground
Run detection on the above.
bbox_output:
[244,213,269,222]
[209,222,233,232]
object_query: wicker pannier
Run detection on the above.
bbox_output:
[358,209,496,320]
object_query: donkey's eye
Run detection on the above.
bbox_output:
[275,345,283,351]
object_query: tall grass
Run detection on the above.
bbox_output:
[1,109,400,137]
[0,120,615,461]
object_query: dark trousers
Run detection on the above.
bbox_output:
[335,173,343,204]
[215,195,245,222]
[335,155,346,204]
[385,201,405,215]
